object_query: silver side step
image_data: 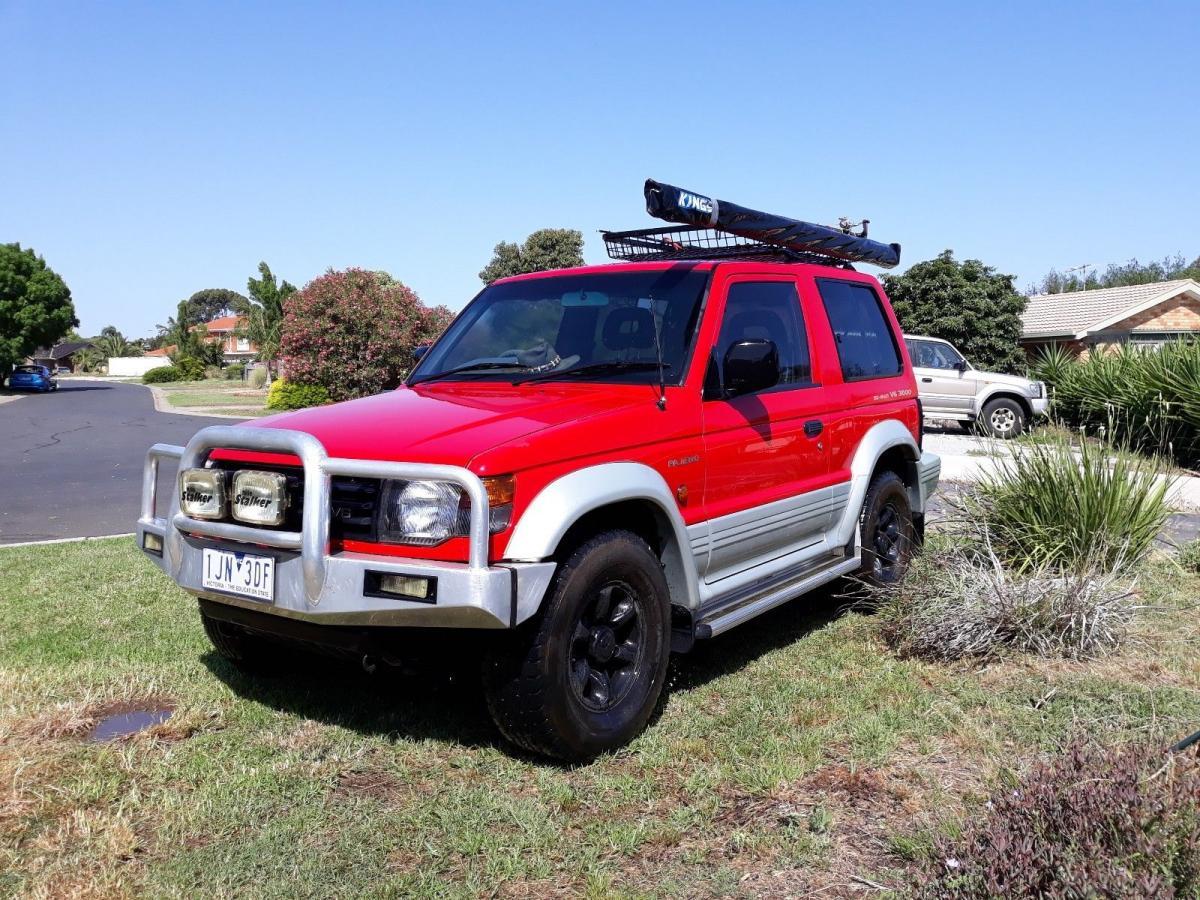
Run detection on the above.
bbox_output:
[696,554,860,638]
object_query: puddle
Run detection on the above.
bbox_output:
[87,704,174,742]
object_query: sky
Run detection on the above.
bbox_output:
[2,0,1198,338]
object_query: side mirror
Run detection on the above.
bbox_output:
[412,344,431,364]
[723,339,779,398]
[954,359,969,372]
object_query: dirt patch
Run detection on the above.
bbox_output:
[330,769,424,804]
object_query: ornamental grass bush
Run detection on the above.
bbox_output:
[875,543,1137,662]
[266,379,330,411]
[1179,539,1200,574]
[915,739,1200,899]
[279,268,454,402]
[965,434,1173,573]
[1031,341,1200,467]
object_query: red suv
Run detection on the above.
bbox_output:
[138,183,940,760]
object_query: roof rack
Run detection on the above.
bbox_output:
[602,179,901,269]
[602,225,851,267]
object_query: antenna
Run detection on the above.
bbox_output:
[1064,263,1092,291]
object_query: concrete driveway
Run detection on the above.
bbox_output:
[0,381,232,544]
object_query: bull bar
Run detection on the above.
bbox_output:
[136,426,556,629]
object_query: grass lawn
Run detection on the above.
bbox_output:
[2,538,1198,897]
[161,391,267,409]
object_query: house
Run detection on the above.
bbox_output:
[1021,279,1200,357]
[198,315,258,363]
[145,316,258,364]
[27,341,94,373]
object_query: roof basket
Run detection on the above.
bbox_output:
[602,225,847,266]
[602,179,901,269]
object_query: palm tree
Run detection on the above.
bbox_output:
[233,262,296,380]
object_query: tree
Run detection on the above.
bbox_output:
[184,288,247,323]
[74,327,143,372]
[156,300,223,369]
[0,243,78,377]
[232,262,295,378]
[883,250,1028,374]
[1030,254,1200,294]
[479,229,585,284]
[280,268,454,401]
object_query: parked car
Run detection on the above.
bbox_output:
[138,185,941,760]
[7,365,58,392]
[904,335,1047,438]
[55,366,72,375]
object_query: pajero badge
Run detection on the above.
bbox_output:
[230,470,289,526]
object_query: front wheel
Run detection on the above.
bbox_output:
[857,471,916,586]
[482,529,671,761]
[980,397,1025,438]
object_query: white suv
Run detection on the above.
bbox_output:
[904,335,1047,438]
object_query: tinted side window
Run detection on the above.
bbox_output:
[715,281,811,389]
[817,279,902,381]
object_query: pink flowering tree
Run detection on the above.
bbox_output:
[280,269,454,402]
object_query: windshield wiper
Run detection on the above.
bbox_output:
[514,361,671,385]
[409,361,530,386]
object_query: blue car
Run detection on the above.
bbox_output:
[7,365,58,392]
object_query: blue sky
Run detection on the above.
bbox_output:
[2,1,1198,338]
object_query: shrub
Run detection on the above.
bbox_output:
[170,355,206,381]
[279,268,454,402]
[224,362,245,381]
[266,379,330,411]
[248,366,268,389]
[143,366,180,384]
[966,434,1173,573]
[875,543,1136,662]
[915,739,1200,898]
[1179,540,1200,574]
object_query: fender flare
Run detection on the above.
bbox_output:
[977,386,1033,417]
[832,419,922,547]
[503,462,702,610]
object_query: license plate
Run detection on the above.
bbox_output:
[202,548,275,602]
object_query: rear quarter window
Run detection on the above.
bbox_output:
[816,279,903,381]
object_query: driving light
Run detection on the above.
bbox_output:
[230,470,288,526]
[142,531,163,555]
[179,469,225,520]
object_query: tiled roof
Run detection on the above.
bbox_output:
[1021,279,1199,338]
[196,315,245,332]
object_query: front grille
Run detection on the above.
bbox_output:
[212,462,381,541]
[329,477,381,541]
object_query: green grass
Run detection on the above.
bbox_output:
[161,390,267,408]
[203,407,274,419]
[2,539,1198,897]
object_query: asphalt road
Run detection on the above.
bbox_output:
[0,381,228,544]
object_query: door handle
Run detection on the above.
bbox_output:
[921,377,933,383]
[803,420,823,438]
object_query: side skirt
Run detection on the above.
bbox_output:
[694,552,860,638]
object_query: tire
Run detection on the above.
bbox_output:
[857,471,916,587]
[200,609,281,671]
[482,529,671,761]
[980,397,1025,439]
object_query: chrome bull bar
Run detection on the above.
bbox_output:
[137,426,491,605]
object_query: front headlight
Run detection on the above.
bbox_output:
[1033,381,1046,398]
[379,476,514,545]
[179,469,226,520]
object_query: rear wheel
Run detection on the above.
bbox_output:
[482,529,670,761]
[980,397,1025,438]
[857,471,916,586]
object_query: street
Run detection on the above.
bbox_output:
[0,382,228,543]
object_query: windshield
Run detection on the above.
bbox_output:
[410,267,710,385]
[14,366,43,375]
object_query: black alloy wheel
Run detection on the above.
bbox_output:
[483,529,671,761]
[857,470,916,587]
[569,580,647,712]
